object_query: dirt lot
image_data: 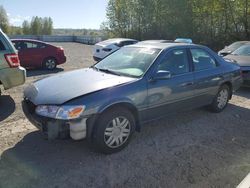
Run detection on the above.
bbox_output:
[0,42,250,188]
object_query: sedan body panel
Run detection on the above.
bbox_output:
[23,43,243,143]
[146,72,195,121]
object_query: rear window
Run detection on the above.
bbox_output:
[0,40,6,51]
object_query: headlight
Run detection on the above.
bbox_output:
[35,105,85,120]
[224,58,237,64]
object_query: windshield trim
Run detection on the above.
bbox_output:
[93,46,162,78]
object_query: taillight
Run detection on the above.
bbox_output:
[57,47,64,52]
[4,53,20,68]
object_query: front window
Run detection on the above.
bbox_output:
[156,49,190,75]
[94,47,161,78]
[232,45,250,56]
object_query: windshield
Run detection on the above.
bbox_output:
[227,42,247,51]
[232,44,250,56]
[94,47,161,78]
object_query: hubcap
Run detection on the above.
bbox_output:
[46,59,56,69]
[217,89,229,109]
[104,116,131,148]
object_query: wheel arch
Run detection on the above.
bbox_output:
[221,81,233,99]
[87,102,141,141]
[42,56,58,67]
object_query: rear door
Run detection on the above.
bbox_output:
[16,41,44,67]
[145,48,195,121]
[189,48,222,106]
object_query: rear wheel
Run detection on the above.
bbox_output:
[92,108,135,154]
[43,57,57,70]
[210,85,230,113]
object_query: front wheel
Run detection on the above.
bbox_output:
[210,85,230,113]
[92,108,135,154]
[43,57,57,70]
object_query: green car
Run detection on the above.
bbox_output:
[0,29,26,94]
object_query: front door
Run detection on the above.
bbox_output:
[145,48,195,121]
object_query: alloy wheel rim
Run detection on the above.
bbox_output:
[46,59,56,69]
[217,89,229,109]
[104,116,131,148]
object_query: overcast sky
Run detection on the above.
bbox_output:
[0,0,108,29]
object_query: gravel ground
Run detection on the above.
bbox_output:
[0,42,250,188]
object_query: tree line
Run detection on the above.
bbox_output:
[0,6,53,35]
[22,17,53,35]
[103,0,250,50]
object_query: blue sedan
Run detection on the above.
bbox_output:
[23,42,242,154]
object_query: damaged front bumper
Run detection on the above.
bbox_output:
[22,99,87,140]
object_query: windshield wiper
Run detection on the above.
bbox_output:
[91,65,99,71]
[98,68,122,76]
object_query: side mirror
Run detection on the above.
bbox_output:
[152,70,171,80]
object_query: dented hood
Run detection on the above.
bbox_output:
[24,68,136,105]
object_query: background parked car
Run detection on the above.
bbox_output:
[93,38,138,61]
[218,41,249,56]
[224,44,250,86]
[0,30,26,95]
[23,42,242,154]
[11,39,66,70]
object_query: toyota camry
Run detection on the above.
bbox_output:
[23,42,242,154]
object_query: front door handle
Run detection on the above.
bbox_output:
[181,82,194,87]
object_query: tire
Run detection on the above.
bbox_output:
[42,57,57,70]
[210,84,230,113]
[92,107,135,154]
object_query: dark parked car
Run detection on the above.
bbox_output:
[218,41,249,57]
[23,42,242,154]
[11,39,66,70]
[224,44,250,86]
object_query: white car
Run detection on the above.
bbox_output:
[93,38,138,61]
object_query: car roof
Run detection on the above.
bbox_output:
[140,40,173,43]
[233,41,249,43]
[98,38,137,44]
[11,39,48,44]
[129,42,196,50]
[107,38,137,42]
